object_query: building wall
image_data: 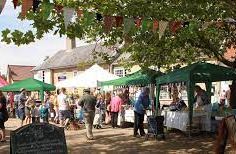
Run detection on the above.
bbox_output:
[52,63,110,85]
[111,64,141,77]
[33,69,52,84]
[53,67,79,85]
[33,63,111,86]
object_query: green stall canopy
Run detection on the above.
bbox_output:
[0,78,56,102]
[156,62,236,85]
[100,69,164,86]
[0,78,56,92]
[155,62,236,134]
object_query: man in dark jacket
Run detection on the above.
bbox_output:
[133,87,150,137]
[78,88,96,140]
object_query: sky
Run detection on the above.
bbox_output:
[0,1,85,74]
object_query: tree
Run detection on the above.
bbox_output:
[1,1,236,105]
[2,1,236,64]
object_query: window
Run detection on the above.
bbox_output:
[73,71,78,77]
[114,68,125,77]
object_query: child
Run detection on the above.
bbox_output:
[49,103,56,122]
[31,103,40,123]
[39,102,49,123]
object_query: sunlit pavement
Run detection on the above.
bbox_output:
[0,118,233,154]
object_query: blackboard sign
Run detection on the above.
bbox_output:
[147,116,164,135]
[10,123,67,154]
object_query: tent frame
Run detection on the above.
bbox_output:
[100,69,163,87]
[155,62,236,135]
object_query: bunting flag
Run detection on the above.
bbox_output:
[183,21,189,27]
[170,21,183,33]
[96,13,103,21]
[104,16,115,33]
[153,19,159,32]
[124,18,135,34]
[134,18,142,28]
[83,11,94,25]
[115,16,123,27]
[0,0,6,14]
[63,7,75,29]
[77,9,83,18]
[33,0,40,12]
[159,20,168,39]
[41,2,53,20]
[21,0,33,17]
[13,0,19,9]
[141,19,147,30]
[202,21,214,29]
[54,4,63,13]
[142,19,152,31]
[216,21,224,28]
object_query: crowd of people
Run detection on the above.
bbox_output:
[0,83,233,142]
[0,86,153,141]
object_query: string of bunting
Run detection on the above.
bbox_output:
[0,0,232,36]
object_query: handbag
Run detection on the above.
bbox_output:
[0,110,9,122]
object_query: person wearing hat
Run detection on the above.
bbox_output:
[78,88,96,140]
[18,88,27,127]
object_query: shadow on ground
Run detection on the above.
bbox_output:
[67,129,219,154]
[0,119,234,154]
[0,129,11,154]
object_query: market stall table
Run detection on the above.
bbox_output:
[118,108,152,125]
[161,110,210,132]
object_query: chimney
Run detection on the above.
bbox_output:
[66,37,76,50]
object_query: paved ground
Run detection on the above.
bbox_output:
[0,118,233,154]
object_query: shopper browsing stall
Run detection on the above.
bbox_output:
[133,87,150,137]
[110,92,123,128]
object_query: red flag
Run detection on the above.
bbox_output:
[170,21,182,33]
[216,20,224,28]
[153,19,159,32]
[54,4,63,13]
[21,0,33,17]
[77,9,83,18]
[115,16,123,27]
[134,18,142,28]
[104,16,115,33]
[13,0,18,9]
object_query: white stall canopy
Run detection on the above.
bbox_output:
[56,64,119,88]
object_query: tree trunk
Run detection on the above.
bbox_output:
[230,80,236,109]
[229,60,236,109]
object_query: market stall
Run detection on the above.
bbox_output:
[156,62,236,133]
[0,78,56,101]
[100,69,164,125]
[56,64,119,88]
[99,69,163,87]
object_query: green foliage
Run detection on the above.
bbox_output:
[1,0,236,69]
